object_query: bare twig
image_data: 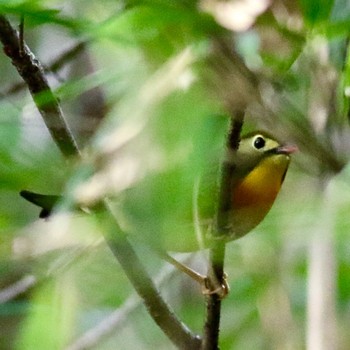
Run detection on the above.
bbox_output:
[199,35,253,349]
[0,275,36,303]
[101,202,202,349]
[202,242,226,350]
[202,116,244,350]
[200,36,251,349]
[0,15,80,157]
[49,41,86,74]
[0,15,200,349]
[66,258,192,350]
[1,41,86,97]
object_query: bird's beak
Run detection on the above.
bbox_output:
[275,144,298,155]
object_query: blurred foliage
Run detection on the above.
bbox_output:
[0,0,350,349]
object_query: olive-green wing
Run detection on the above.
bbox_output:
[196,160,242,221]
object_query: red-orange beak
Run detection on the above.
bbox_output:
[275,144,298,155]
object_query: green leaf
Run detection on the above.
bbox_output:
[298,0,335,26]
[16,279,77,350]
[316,18,350,38]
[91,5,219,48]
[0,1,87,31]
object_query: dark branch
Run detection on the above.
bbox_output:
[0,15,80,157]
[0,15,200,348]
[202,114,245,349]
[102,210,201,349]
[201,242,225,350]
[49,41,86,73]
[216,116,244,231]
[202,38,253,348]
[1,41,86,97]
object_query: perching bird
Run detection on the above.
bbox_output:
[20,131,296,293]
[21,131,296,245]
[213,131,297,242]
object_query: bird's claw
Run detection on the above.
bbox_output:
[202,273,230,299]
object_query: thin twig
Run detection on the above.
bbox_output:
[201,38,249,349]
[0,15,80,157]
[202,115,244,350]
[0,15,200,349]
[66,257,193,350]
[202,242,226,350]
[49,41,86,73]
[101,202,202,349]
[0,275,36,303]
[1,41,86,97]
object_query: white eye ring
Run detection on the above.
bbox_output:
[253,135,265,150]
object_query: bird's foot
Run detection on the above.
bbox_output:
[202,273,230,299]
[161,252,230,299]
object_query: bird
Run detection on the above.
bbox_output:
[213,131,297,242]
[20,132,297,294]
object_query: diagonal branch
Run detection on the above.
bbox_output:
[0,15,200,349]
[102,206,201,349]
[1,41,86,97]
[0,15,80,157]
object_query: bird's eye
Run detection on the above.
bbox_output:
[253,136,265,149]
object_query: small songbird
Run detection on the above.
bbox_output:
[20,131,296,294]
[212,131,297,242]
[20,131,297,246]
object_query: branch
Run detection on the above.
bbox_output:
[201,37,249,349]
[0,275,36,303]
[101,204,202,349]
[201,114,244,349]
[0,15,200,349]
[1,41,86,97]
[66,260,191,350]
[49,41,86,74]
[0,15,80,157]
[201,243,226,350]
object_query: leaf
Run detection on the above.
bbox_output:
[0,1,87,31]
[298,0,335,26]
[16,279,77,350]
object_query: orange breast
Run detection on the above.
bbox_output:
[233,157,287,208]
[228,156,289,238]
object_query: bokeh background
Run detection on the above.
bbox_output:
[0,0,350,349]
